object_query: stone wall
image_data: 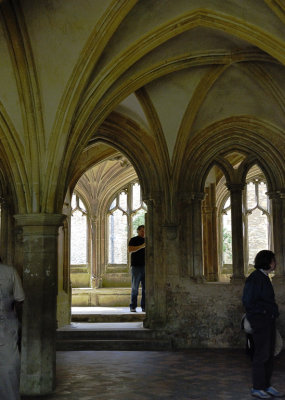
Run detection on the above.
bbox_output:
[161,281,285,350]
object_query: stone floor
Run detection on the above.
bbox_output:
[22,349,285,400]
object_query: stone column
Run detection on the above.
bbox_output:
[62,218,70,293]
[269,192,285,280]
[176,194,191,277]
[227,184,245,282]
[0,197,14,266]
[202,185,218,281]
[144,195,167,328]
[191,192,205,282]
[14,213,65,395]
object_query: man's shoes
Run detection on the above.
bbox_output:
[130,308,136,312]
[251,389,271,399]
[265,387,285,397]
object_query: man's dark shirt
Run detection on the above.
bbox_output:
[129,236,145,267]
[242,269,279,323]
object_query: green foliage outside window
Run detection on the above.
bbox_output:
[223,228,232,263]
[132,210,146,236]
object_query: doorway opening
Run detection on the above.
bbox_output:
[68,153,147,318]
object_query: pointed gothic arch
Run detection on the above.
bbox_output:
[178,117,285,281]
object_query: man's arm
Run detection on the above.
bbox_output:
[128,243,145,253]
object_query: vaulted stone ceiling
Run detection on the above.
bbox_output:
[0,0,284,213]
[74,153,137,216]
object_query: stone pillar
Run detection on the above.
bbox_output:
[202,185,218,281]
[144,195,167,328]
[177,194,191,277]
[62,218,70,293]
[269,192,285,280]
[0,197,14,265]
[191,192,205,281]
[227,184,245,282]
[14,213,65,395]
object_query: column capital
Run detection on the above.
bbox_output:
[230,275,245,284]
[226,183,245,192]
[266,191,280,200]
[14,213,65,227]
[143,192,163,207]
[14,213,66,236]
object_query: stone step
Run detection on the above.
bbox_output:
[56,322,172,351]
[72,288,142,307]
[71,306,144,323]
[72,313,145,323]
[56,339,171,351]
[57,324,156,341]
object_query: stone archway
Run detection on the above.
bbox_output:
[70,151,143,309]
[177,118,285,282]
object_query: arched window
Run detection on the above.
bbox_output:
[70,193,88,265]
[108,182,147,265]
[218,165,271,279]
[221,196,232,275]
[244,171,271,274]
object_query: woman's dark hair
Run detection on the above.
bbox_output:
[254,250,275,270]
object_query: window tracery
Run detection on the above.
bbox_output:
[70,193,88,265]
[108,182,147,265]
[219,167,271,279]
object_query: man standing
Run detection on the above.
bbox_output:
[128,225,145,312]
[0,261,25,400]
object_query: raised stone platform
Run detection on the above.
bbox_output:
[57,321,171,351]
[72,306,145,322]
[72,288,142,307]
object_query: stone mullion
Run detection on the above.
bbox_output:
[14,213,64,396]
[99,213,105,286]
[192,193,205,281]
[90,216,97,288]
[228,184,245,282]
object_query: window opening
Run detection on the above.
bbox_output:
[108,182,147,264]
[108,209,128,264]
[218,167,271,279]
[70,193,88,265]
[245,176,270,274]
[221,196,232,279]
[222,197,232,265]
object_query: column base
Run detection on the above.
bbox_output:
[193,275,206,283]
[230,275,245,284]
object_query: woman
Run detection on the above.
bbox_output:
[242,250,283,399]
